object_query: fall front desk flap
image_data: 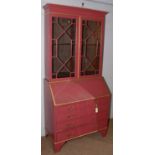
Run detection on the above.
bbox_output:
[50,77,110,105]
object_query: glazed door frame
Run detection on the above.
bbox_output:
[50,13,79,81]
[79,16,105,78]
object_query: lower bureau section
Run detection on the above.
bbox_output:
[44,77,111,152]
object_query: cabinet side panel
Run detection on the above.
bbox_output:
[44,14,52,79]
[99,17,105,76]
[44,79,54,136]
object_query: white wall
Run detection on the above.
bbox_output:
[41,0,113,136]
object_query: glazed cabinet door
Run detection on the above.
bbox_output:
[80,19,104,76]
[51,16,78,79]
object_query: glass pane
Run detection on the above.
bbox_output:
[81,20,101,76]
[57,67,70,78]
[66,57,75,72]
[67,24,76,40]
[58,33,71,44]
[58,44,71,62]
[52,58,62,74]
[52,23,62,39]
[86,44,97,61]
[81,58,90,72]
[92,56,100,69]
[52,17,76,79]
[82,24,91,39]
[52,40,56,56]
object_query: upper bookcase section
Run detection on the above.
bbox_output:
[43,4,108,17]
[43,4,108,81]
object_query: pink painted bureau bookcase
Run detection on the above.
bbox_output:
[43,4,111,152]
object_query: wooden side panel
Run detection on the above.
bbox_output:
[99,17,106,76]
[44,79,54,138]
[44,14,52,79]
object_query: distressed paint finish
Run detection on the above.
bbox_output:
[43,4,110,152]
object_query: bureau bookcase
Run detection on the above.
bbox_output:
[43,4,111,152]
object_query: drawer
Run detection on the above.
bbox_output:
[55,119,108,142]
[78,123,98,135]
[54,100,96,122]
[54,104,78,122]
[95,97,110,113]
[96,110,109,119]
[55,103,78,115]
[56,128,78,142]
[96,110,109,129]
[78,100,95,115]
[78,118,108,136]
[54,111,78,122]
[55,115,97,132]
[56,123,98,142]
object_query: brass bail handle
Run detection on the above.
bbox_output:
[95,104,98,113]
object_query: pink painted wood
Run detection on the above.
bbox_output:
[43,4,110,152]
[44,4,107,81]
[51,77,110,105]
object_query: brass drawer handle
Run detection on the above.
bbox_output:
[95,104,98,113]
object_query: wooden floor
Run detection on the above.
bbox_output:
[41,119,113,155]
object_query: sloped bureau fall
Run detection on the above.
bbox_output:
[43,4,111,152]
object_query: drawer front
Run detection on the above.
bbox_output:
[56,123,98,142]
[55,103,78,115]
[55,119,109,142]
[54,100,95,122]
[54,103,78,122]
[55,114,97,132]
[78,100,95,115]
[96,102,109,129]
[56,128,78,142]
[95,97,110,113]
[54,112,78,122]
[78,123,98,135]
